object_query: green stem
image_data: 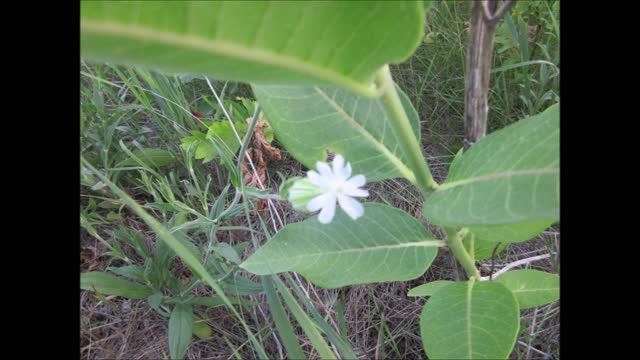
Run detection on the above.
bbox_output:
[445,227,481,281]
[375,65,438,193]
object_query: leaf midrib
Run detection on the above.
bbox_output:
[437,168,559,192]
[243,239,444,266]
[313,87,417,182]
[81,20,378,97]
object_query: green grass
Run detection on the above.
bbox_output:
[80,2,560,359]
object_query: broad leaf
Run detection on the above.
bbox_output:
[468,220,555,244]
[423,105,559,242]
[169,303,193,360]
[495,270,559,309]
[463,232,508,261]
[241,203,441,288]
[253,84,420,183]
[81,272,153,299]
[408,280,453,297]
[420,280,520,359]
[81,1,425,96]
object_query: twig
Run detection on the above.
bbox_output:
[482,0,515,24]
[517,340,552,358]
[526,307,539,359]
[481,254,551,280]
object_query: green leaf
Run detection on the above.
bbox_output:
[241,203,441,288]
[274,276,337,359]
[107,265,146,284]
[192,320,212,340]
[469,219,555,244]
[116,148,176,168]
[148,292,163,311]
[420,280,520,359]
[495,270,559,309]
[253,84,421,183]
[81,1,424,97]
[185,296,258,308]
[462,232,508,261]
[169,303,193,360]
[222,275,264,296]
[423,105,559,240]
[81,272,153,299]
[407,280,453,297]
[182,121,248,163]
[263,276,306,359]
[212,243,241,264]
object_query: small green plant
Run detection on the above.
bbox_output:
[81,2,559,359]
[80,195,261,359]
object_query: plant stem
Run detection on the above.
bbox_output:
[445,227,481,281]
[375,65,438,193]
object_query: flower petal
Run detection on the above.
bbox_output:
[307,193,335,212]
[316,161,332,177]
[332,154,344,175]
[346,174,366,188]
[345,188,369,198]
[317,197,337,224]
[343,162,352,179]
[337,194,364,220]
[307,170,328,187]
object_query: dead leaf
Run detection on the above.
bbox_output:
[241,117,281,211]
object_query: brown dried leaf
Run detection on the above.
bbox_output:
[241,118,281,212]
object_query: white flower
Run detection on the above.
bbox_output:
[305,154,369,224]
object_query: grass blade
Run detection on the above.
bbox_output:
[262,276,306,359]
[273,276,337,359]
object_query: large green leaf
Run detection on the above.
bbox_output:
[169,303,193,360]
[423,105,559,241]
[468,220,555,244]
[253,84,420,183]
[495,270,559,309]
[420,280,520,359]
[81,1,424,96]
[81,272,153,299]
[241,203,441,288]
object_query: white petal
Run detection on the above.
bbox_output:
[337,194,364,220]
[307,193,334,212]
[317,197,337,224]
[316,161,332,177]
[332,154,344,173]
[343,162,352,179]
[345,188,369,198]
[307,170,328,187]
[346,174,366,188]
